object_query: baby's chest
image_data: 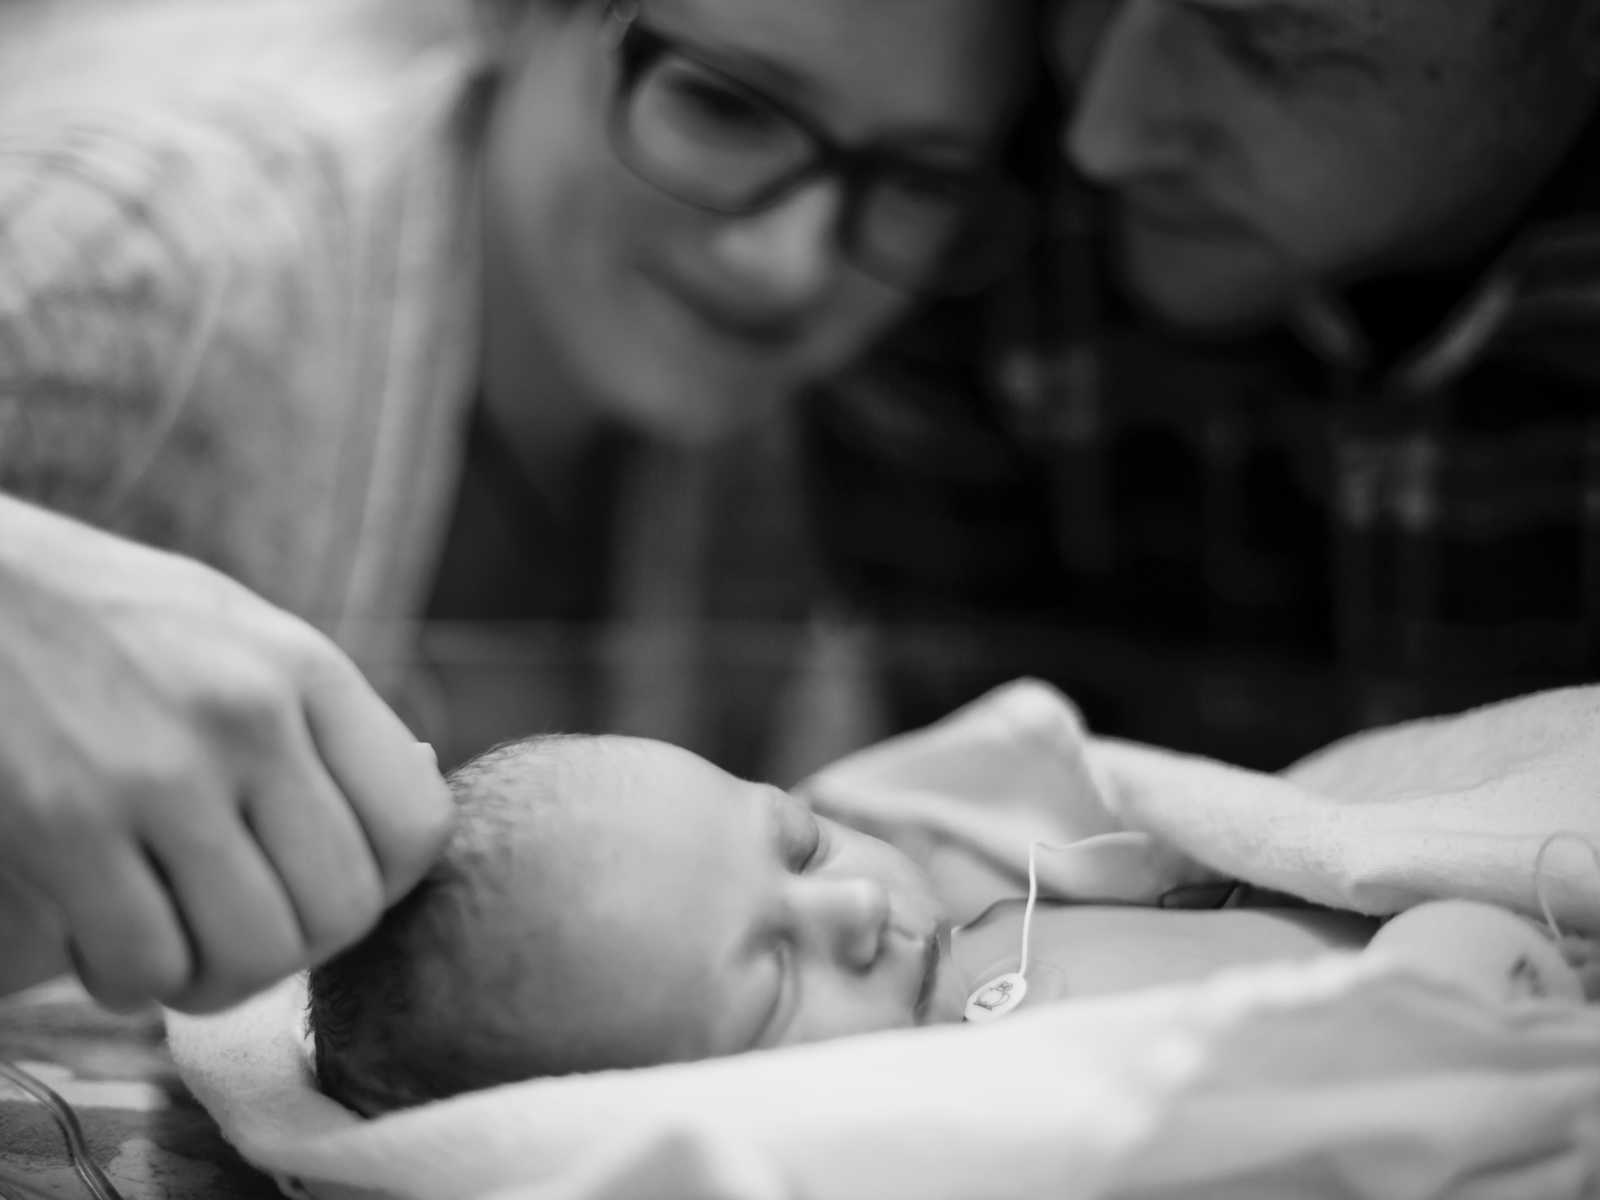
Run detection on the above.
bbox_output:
[953,902,1366,1010]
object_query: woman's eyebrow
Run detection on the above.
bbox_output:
[638,7,991,160]
[642,3,824,114]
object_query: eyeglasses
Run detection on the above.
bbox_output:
[602,2,1029,295]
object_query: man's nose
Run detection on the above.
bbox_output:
[790,876,890,971]
[1061,0,1197,183]
[706,178,845,309]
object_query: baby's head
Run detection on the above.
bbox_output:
[309,733,965,1113]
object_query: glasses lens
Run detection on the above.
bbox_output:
[622,53,812,211]
[607,16,1031,296]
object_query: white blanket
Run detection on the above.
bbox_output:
[167,680,1600,1200]
[805,679,1600,933]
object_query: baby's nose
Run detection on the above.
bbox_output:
[792,876,890,970]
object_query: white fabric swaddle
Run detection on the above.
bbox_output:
[168,680,1600,1200]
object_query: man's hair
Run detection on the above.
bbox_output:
[306,734,588,1114]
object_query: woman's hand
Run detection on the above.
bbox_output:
[0,497,453,1013]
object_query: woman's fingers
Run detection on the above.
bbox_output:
[297,647,455,906]
[241,717,386,967]
[0,499,454,1011]
[145,800,307,1013]
[33,839,192,1011]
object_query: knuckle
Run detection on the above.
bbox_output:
[88,745,219,845]
[0,744,99,842]
[191,658,298,752]
[3,716,221,853]
[114,738,207,807]
[18,780,121,857]
[261,608,348,684]
[16,784,89,846]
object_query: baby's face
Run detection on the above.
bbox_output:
[494,737,969,1069]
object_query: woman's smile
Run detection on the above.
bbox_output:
[643,261,810,352]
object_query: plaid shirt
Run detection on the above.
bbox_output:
[804,140,1600,770]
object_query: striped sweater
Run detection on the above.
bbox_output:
[0,0,484,684]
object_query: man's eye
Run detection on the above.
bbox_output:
[1189,9,1314,80]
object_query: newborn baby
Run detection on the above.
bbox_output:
[311,732,963,1113]
[309,733,1588,1114]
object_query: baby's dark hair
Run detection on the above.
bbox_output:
[307,734,587,1114]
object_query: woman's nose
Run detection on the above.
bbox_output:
[1062,0,1198,184]
[706,178,845,308]
[789,876,891,971]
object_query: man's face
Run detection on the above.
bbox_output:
[482,0,1030,441]
[497,737,968,1072]
[1053,0,1600,333]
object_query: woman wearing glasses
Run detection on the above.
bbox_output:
[482,0,1033,438]
[0,0,1036,1014]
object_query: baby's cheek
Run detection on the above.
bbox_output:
[891,859,947,926]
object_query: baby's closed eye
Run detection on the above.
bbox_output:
[800,816,833,872]
[777,792,826,872]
